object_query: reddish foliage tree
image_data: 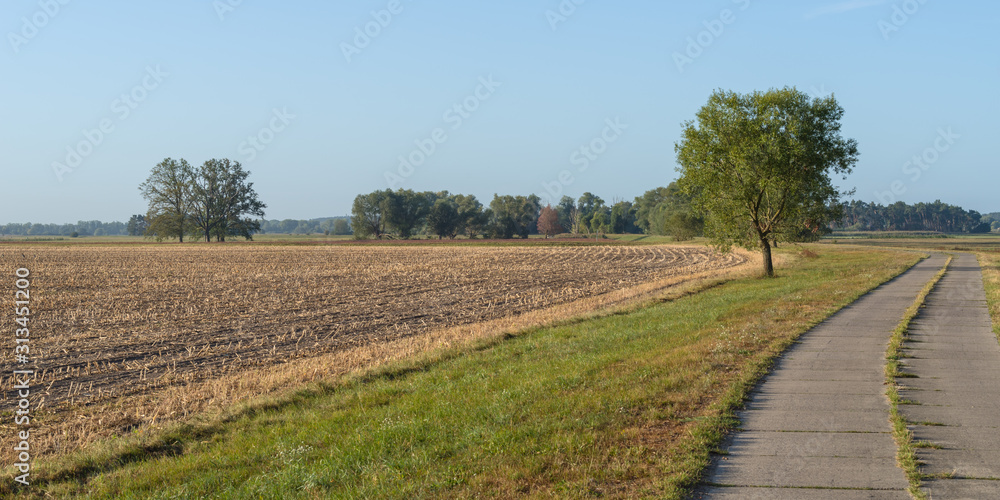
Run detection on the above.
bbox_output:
[537,205,564,238]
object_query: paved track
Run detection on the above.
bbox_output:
[898,253,1000,499]
[694,254,952,499]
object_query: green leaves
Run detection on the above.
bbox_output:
[188,159,267,242]
[139,158,266,242]
[675,87,859,275]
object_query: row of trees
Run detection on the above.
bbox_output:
[351,190,661,240]
[259,218,352,235]
[983,213,1000,232]
[834,200,993,233]
[140,158,266,242]
[632,183,705,240]
[350,184,998,243]
[352,190,512,240]
[0,216,350,238]
[0,220,128,237]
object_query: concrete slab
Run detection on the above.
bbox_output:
[720,430,897,458]
[692,486,910,499]
[773,358,886,371]
[902,341,1000,353]
[911,426,1000,450]
[707,455,909,489]
[901,405,1000,428]
[897,389,1000,409]
[784,350,887,361]
[740,410,891,432]
[911,316,993,327]
[744,393,888,412]
[901,356,1000,366]
[906,329,997,339]
[765,369,883,382]
[922,479,1000,499]
[753,380,886,395]
[917,447,1000,477]
[900,377,1000,392]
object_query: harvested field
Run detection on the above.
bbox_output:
[0,243,749,459]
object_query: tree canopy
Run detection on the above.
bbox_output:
[139,158,194,242]
[675,87,859,276]
[139,158,266,242]
[537,205,563,238]
[188,159,266,242]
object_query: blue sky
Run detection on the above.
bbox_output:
[2,0,997,224]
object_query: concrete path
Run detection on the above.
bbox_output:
[897,253,1000,498]
[693,254,950,499]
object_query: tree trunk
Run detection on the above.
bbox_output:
[761,237,774,277]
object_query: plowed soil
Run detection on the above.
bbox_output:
[1,244,747,413]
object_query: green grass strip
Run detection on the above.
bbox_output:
[977,252,1000,342]
[885,254,951,500]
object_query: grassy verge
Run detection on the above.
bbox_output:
[978,251,1000,341]
[885,254,951,500]
[17,246,921,499]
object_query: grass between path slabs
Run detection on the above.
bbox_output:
[978,251,1000,342]
[17,247,922,499]
[885,254,951,500]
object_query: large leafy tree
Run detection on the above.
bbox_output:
[453,194,487,238]
[386,189,432,239]
[590,209,610,238]
[576,192,605,236]
[675,87,858,276]
[351,190,392,239]
[488,194,539,239]
[609,201,636,234]
[139,158,194,242]
[427,198,460,239]
[126,214,148,237]
[188,159,266,242]
[633,182,703,239]
[556,196,576,232]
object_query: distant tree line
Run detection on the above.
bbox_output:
[259,218,352,235]
[346,187,993,242]
[0,220,128,237]
[351,190,500,240]
[139,158,266,242]
[980,212,1000,232]
[349,188,705,240]
[833,200,992,233]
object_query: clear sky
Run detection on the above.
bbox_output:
[2,0,997,224]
